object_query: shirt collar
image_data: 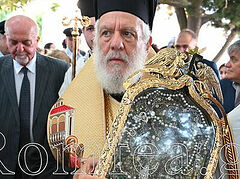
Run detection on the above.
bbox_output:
[88,50,92,57]
[65,48,83,59]
[65,48,72,57]
[233,82,240,90]
[13,53,37,74]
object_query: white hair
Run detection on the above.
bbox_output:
[228,40,240,55]
[93,18,151,94]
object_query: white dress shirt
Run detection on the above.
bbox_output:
[215,104,240,179]
[233,82,240,105]
[227,105,240,165]
[58,50,88,96]
[13,54,36,142]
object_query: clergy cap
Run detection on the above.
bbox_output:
[95,0,157,30]
[63,27,82,37]
[0,20,5,35]
[77,0,95,17]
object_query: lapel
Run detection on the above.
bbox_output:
[230,85,236,109]
[33,53,49,124]
[224,81,236,113]
[1,56,20,122]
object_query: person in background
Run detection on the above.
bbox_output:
[217,40,240,179]
[59,16,95,94]
[77,0,95,58]
[176,29,220,79]
[47,49,71,64]
[176,29,197,53]
[62,39,67,49]
[36,46,45,55]
[43,42,56,54]
[219,63,227,79]
[63,27,86,59]
[0,15,69,178]
[220,40,240,114]
[0,20,10,56]
[63,27,86,72]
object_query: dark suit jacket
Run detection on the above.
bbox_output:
[0,53,69,179]
[220,78,236,114]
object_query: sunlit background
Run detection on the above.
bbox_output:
[3,0,239,67]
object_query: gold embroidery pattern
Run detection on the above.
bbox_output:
[104,93,114,136]
[220,118,239,179]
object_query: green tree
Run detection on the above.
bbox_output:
[158,0,240,62]
[0,10,11,22]
[0,0,59,41]
[0,0,32,11]
[1,0,239,62]
[0,0,32,22]
[36,15,42,40]
[204,0,240,62]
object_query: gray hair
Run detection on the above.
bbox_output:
[93,18,151,47]
[140,19,151,44]
[179,28,197,40]
[228,40,240,55]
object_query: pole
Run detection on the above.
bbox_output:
[62,10,90,80]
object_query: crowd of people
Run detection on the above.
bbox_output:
[0,0,239,178]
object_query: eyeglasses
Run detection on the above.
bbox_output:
[176,44,189,50]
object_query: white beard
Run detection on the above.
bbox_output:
[94,41,148,94]
[15,52,30,66]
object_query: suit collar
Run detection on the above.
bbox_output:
[233,82,240,89]
[13,53,37,74]
[1,56,20,122]
[33,53,49,124]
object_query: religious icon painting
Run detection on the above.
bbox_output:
[95,48,225,178]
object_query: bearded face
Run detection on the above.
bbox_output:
[5,16,40,66]
[93,12,151,95]
[94,35,148,94]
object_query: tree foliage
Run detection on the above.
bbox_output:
[160,0,240,33]
[1,0,239,62]
[0,0,32,11]
[159,0,240,62]
[202,0,240,31]
[0,0,33,21]
[0,0,58,40]
[202,0,240,62]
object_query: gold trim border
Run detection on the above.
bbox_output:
[95,75,222,178]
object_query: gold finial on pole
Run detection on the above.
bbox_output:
[62,10,90,80]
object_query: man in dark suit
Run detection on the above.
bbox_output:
[220,40,240,114]
[220,78,235,113]
[176,29,220,79]
[0,15,69,178]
